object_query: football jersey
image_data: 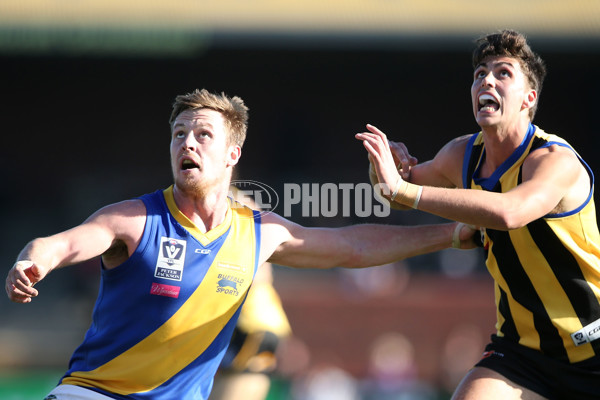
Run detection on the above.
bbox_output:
[60,185,261,399]
[463,124,600,363]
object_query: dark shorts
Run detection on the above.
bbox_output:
[475,335,600,400]
[219,327,280,374]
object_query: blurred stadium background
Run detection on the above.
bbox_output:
[1,1,599,398]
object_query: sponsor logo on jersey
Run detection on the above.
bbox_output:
[217,261,246,273]
[216,273,245,296]
[154,237,186,281]
[150,282,181,298]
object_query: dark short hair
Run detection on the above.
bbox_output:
[473,30,547,120]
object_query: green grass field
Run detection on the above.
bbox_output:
[0,370,62,399]
[0,370,291,399]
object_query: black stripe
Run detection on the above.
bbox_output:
[529,219,600,356]
[497,286,519,341]
[488,227,569,361]
[465,143,483,189]
[529,219,600,324]
[530,136,547,152]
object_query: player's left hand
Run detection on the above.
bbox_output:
[356,124,404,195]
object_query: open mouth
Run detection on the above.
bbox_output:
[181,159,200,170]
[478,94,500,112]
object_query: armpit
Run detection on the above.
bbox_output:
[102,240,130,269]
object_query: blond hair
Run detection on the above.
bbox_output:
[169,89,249,147]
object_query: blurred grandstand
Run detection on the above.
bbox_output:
[1,1,599,398]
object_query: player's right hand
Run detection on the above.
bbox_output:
[5,260,45,303]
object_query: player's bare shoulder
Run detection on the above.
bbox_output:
[91,198,147,226]
[525,143,591,213]
[92,199,148,264]
[446,133,474,151]
[421,133,474,188]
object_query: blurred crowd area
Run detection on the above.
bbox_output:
[1,2,599,398]
[0,246,493,399]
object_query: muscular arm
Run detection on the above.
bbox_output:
[415,145,590,229]
[358,126,590,230]
[260,212,475,270]
[6,199,146,303]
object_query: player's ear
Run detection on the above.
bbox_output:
[227,145,241,167]
[522,89,537,111]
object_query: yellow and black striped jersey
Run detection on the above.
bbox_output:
[463,124,600,363]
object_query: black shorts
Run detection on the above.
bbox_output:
[475,335,600,400]
[218,327,280,374]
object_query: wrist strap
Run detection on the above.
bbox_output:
[412,186,423,209]
[452,223,477,248]
[452,223,464,248]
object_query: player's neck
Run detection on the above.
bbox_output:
[173,184,231,233]
[480,119,531,170]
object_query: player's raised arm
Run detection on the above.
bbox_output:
[5,199,146,303]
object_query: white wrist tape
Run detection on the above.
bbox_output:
[412,186,423,209]
[452,223,477,248]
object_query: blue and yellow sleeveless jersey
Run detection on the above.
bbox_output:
[60,185,261,399]
[462,124,600,363]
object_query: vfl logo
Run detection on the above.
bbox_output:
[163,240,183,259]
[573,332,587,346]
[154,237,186,281]
[216,273,244,296]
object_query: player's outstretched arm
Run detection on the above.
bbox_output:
[261,212,476,270]
[5,199,146,303]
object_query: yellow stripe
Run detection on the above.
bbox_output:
[510,227,577,352]
[64,195,257,394]
[487,245,540,348]
[493,283,505,335]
